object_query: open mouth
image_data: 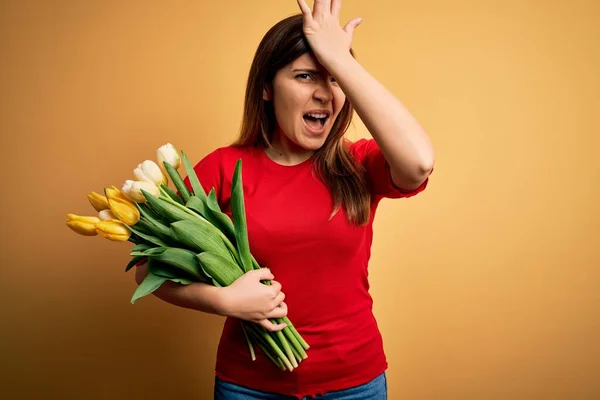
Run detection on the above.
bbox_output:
[303,112,330,130]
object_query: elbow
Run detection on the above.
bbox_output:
[409,156,435,181]
[412,152,435,182]
[419,158,434,179]
[390,158,434,191]
[419,147,435,175]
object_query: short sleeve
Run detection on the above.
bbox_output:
[182,148,223,203]
[349,138,430,200]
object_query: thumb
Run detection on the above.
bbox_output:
[344,17,363,36]
[253,267,274,281]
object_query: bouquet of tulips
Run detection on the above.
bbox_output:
[66,143,309,372]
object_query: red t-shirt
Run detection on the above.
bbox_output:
[188,139,429,398]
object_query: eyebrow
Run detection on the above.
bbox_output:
[291,68,321,74]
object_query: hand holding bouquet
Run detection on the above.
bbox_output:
[66,143,309,372]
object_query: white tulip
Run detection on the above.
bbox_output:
[121,180,137,201]
[122,180,160,203]
[98,209,117,221]
[156,143,181,171]
[134,160,168,186]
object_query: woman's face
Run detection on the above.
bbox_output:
[264,52,346,152]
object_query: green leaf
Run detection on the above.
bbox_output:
[147,258,178,279]
[187,192,236,247]
[136,204,172,240]
[170,220,236,263]
[160,184,184,205]
[138,202,163,221]
[130,247,168,257]
[151,247,206,281]
[168,277,195,285]
[131,243,152,253]
[135,218,172,243]
[130,272,168,304]
[125,225,168,247]
[164,161,190,203]
[181,150,206,202]
[231,159,252,273]
[196,252,244,287]
[206,189,236,243]
[142,190,195,224]
[186,195,209,219]
[125,255,146,272]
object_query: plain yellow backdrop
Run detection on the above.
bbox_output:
[1,0,598,399]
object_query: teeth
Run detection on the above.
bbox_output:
[306,113,328,119]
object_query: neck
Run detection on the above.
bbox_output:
[266,132,314,166]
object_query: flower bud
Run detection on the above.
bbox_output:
[96,220,131,241]
[66,214,100,236]
[87,192,110,212]
[105,187,140,225]
[157,143,181,171]
[121,180,160,203]
[134,160,168,186]
[106,186,130,201]
[98,209,117,221]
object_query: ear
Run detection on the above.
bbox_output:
[262,84,273,101]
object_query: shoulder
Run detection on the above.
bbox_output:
[345,137,379,165]
[204,144,260,160]
[194,144,259,168]
[188,144,260,203]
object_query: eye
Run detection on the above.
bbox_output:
[296,73,314,81]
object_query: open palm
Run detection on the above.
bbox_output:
[296,0,362,65]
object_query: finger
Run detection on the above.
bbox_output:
[267,302,288,319]
[258,319,287,332]
[296,0,312,19]
[271,291,286,307]
[253,267,274,282]
[269,280,282,295]
[313,0,331,17]
[331,0,342,18]
[344,17,363,35]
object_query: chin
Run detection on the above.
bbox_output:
[301,137,328,151]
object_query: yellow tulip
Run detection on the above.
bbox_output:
[96,220,131,241]
[107,186,130,201]
[105,188,140,226]
[66,214,100,236]
[87,191,110,212]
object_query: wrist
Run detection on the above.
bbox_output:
[321,50,355,73]
[213,286,234,317]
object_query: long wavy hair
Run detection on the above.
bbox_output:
[232,14,371,226]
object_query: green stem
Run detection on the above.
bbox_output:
[281,316,309,350]
[263,331,293,371]
[246,324,293,371]
[241,324,256,361]
[274,330,297,368]
[289,340,303,363]
[245,324,286,370]
[280,324,307,359]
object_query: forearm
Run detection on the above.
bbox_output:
[135,264,226,316]
[327,53,435,187]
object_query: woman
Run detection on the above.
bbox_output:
[136,0,434,398]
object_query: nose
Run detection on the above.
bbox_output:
[313,80,333,103]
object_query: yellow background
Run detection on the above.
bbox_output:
[1,0,598,399]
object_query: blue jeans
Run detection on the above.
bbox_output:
[214,372,387,400]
